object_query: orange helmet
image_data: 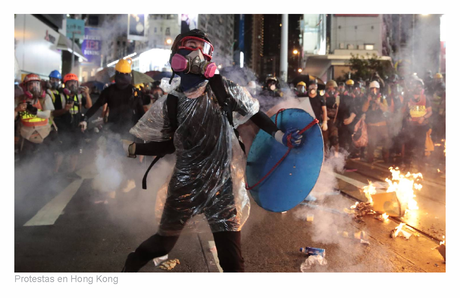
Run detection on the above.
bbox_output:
[63,73,79,84]
[23,73,41,84]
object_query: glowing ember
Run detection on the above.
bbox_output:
[385,167,422,213]
[362,181,376,204]
[440,235,445,246]
[391,223,406,238]
[382,213,389,220]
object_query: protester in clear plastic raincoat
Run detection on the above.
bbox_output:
[122,29,302,272]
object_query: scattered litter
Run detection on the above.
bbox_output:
[153,254,169,266]
[281,211,287,214]
[300,255,327,272]
[375,213,389,221]
[300,246,325,258]
[306,214,314,222]
[390,223,411,239]
[345,202,375,222]
[337,230,370,245]
[158,258,180,271]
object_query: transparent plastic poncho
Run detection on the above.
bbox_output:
[130,77,259,236]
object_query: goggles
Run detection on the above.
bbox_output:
[179,36,214,60]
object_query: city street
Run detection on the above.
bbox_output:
[14,140,447,273]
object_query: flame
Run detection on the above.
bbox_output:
[382,213,389,220]
[440,235,445,245]
[394,223,405,237]
[385,167,422,212]
[362,181,376,204]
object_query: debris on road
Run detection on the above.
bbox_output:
[158,258,180,271]
[390,223,412,239]
[300,246,325,258]
[300,255,327,272]
[153,254,169,266]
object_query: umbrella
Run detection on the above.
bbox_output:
[93,67,115,84]
[131,70,154,86]
[81,81,105,92]
[145,70,175,81]
[291,74,325,89]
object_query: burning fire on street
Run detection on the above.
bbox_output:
[346,167,424,223]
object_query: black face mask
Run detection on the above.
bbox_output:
[115,72,132,90]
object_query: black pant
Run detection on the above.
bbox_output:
[123,231,244,272]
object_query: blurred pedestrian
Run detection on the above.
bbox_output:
[50,73,92,177]
[401,78,432,172]
[430,73,445,144]
[15,73,53,156]
[362,81,390,163]
[323,80,340,155]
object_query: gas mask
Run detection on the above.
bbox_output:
[297,86,306,94]
[64,81,79,95]
[24,81,45,99]
[326,89,336,97]
[171,49,217,79]
[269,84,276,91]
[115,72,132,90]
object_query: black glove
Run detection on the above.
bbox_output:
[26,103,38,115]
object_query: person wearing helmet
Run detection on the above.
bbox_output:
[295,81,307,97]
[337,79,361,155]
[362,81,390,164]
[258,76,283,112]
[15,73,54,154]
[49,73,92,176]
[79,58,145,196]
[401,78,433,172]
[337,81,346,96]
[305,79,327,132]
[323,80,340,155]
[80,57,145,136]
[431,73,445,143]
[122,29,303,273]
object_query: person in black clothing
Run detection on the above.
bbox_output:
[306,79,328,132]
[51,73,92,176]
[121,29,303,272]
[80,58,145,139]
[79,58,145,194]
[337,79,360,154]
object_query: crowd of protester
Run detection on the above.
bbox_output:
[14,69,162,178]
[248,71,446,175]
[14,68,446,178]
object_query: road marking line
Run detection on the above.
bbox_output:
[208,241,223,272]
[23,179,84,226]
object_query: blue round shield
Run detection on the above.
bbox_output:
[246,108,324,212]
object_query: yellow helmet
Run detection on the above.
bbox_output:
[346,79,354,86]
[134,83,144,89]
[115,57,133,74]
[297,81,306,87]
[434,73,443,79]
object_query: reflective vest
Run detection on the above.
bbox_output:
[59,93,82,115]
[19,100,48,127]
[46,89,60,125]
[408,94,428,119]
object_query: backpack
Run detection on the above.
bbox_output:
[142,74,245,189]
